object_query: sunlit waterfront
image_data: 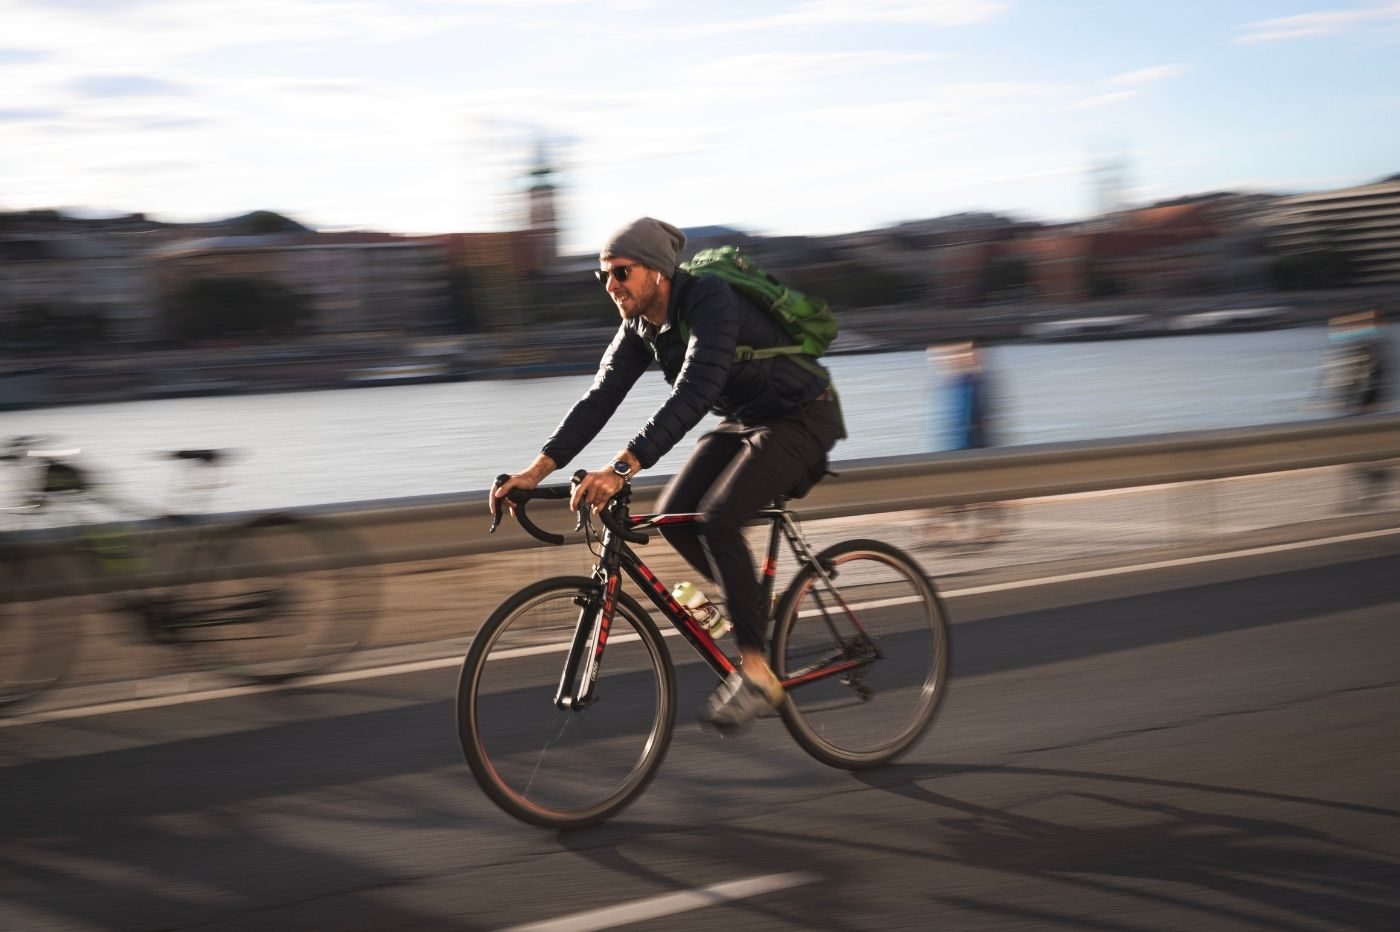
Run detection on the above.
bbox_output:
[1,326,1387,512]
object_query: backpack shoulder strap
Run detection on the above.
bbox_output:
[676,273,829,381]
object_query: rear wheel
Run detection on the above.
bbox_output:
[0,543,86,712]
[171,514,377,682]
[771,538,950,769]
[458,576,676,830]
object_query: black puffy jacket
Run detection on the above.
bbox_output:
[542,272,836,470]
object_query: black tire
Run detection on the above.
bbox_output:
[0,542,86,712]
[458,576,676,830]
[170,513,378,683]
[770,538,950,769]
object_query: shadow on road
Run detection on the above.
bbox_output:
[545,757,1400,929]
[3,556,1397,929]
[852,761,1400,928]
[951,556,1399,678]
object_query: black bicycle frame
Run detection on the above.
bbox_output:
[552,503,876,710]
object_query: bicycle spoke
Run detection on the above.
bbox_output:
[0,547,86,711]
[176,517,376,682]
[773,539,950,769]
[458,578,675,829]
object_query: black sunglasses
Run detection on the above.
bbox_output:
[593,265,638,286]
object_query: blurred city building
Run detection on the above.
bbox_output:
[149,233,451,338]
[2,170,1397,387]
[1025,196,1271,302]
[0,216,157,345]
[0,210,313,350]
[1,210,182,348]
[1264,175,1400,285]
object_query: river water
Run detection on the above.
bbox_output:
[1,325,1389,512]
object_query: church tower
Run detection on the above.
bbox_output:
[525,142,558,271]
[1091,152,1131,219]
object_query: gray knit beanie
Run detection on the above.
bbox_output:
[599,217,687,277]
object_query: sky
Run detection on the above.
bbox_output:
[3,0,1399,254]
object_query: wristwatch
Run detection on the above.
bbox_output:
[609,459,633,481]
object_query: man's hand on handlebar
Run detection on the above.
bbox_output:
[490,473,538,517]
[570,469,626,515]
[490,466,649,547]
[490,454,556,517]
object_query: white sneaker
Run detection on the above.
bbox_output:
[699,671,783,732]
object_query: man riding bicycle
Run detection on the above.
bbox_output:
[490,217,845,730]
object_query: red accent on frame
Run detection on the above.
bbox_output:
[780,658,864,690]
[632,512,703,527]
[596,575,618,658]
[637,561,698,629]
[762,557,778,578]
[630,558,735,675]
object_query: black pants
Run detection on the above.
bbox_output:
[655,397,845,653]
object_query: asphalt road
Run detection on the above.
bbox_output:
[2,531,1397,931]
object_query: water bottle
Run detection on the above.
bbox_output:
[671,581,732,637]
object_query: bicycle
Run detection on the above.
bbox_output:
[456,470,952,829]
[0,436,378,712]
[917,500,1015,550]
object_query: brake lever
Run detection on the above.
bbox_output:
[489,473,510,533]
[570,469,590,534]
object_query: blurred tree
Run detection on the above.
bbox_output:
[524,271,608,324]
[224,210,312,235]
[1270,247,1357,290]
[445,268,481,332]
[6,302,108,351]
[463,262,525,331]
[979,256,1032,303]
[786,260,922,309]
[164,276,314,343]
[1086,259,1126,298]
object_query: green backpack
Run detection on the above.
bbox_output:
[679,246,838,369]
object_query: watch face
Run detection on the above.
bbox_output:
[611,460,632,476]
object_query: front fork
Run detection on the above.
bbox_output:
[553,568,618,710]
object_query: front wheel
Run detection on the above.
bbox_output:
[0,543,86,712]
[457,576,676,830]
[771,538,951,769]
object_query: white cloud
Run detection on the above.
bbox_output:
[2,0,484,71]
[793,80,1052,126]
[1070,90,1140,110]
[780,0,1009,27]
[1067,63,1186,110]
[1108,64,1188,86]
[2,0,1396,242]
[1233,3,1400,44]
[685,50,936,85]
[676,0,1008,36]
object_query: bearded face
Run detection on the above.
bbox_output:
[599,261,664,321]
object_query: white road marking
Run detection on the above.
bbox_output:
[3,526,1396,728]
[499,871,817,932]
[1010,464,1347,503]
[946,525,1400,596]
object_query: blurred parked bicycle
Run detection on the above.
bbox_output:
[0,436,378,712]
